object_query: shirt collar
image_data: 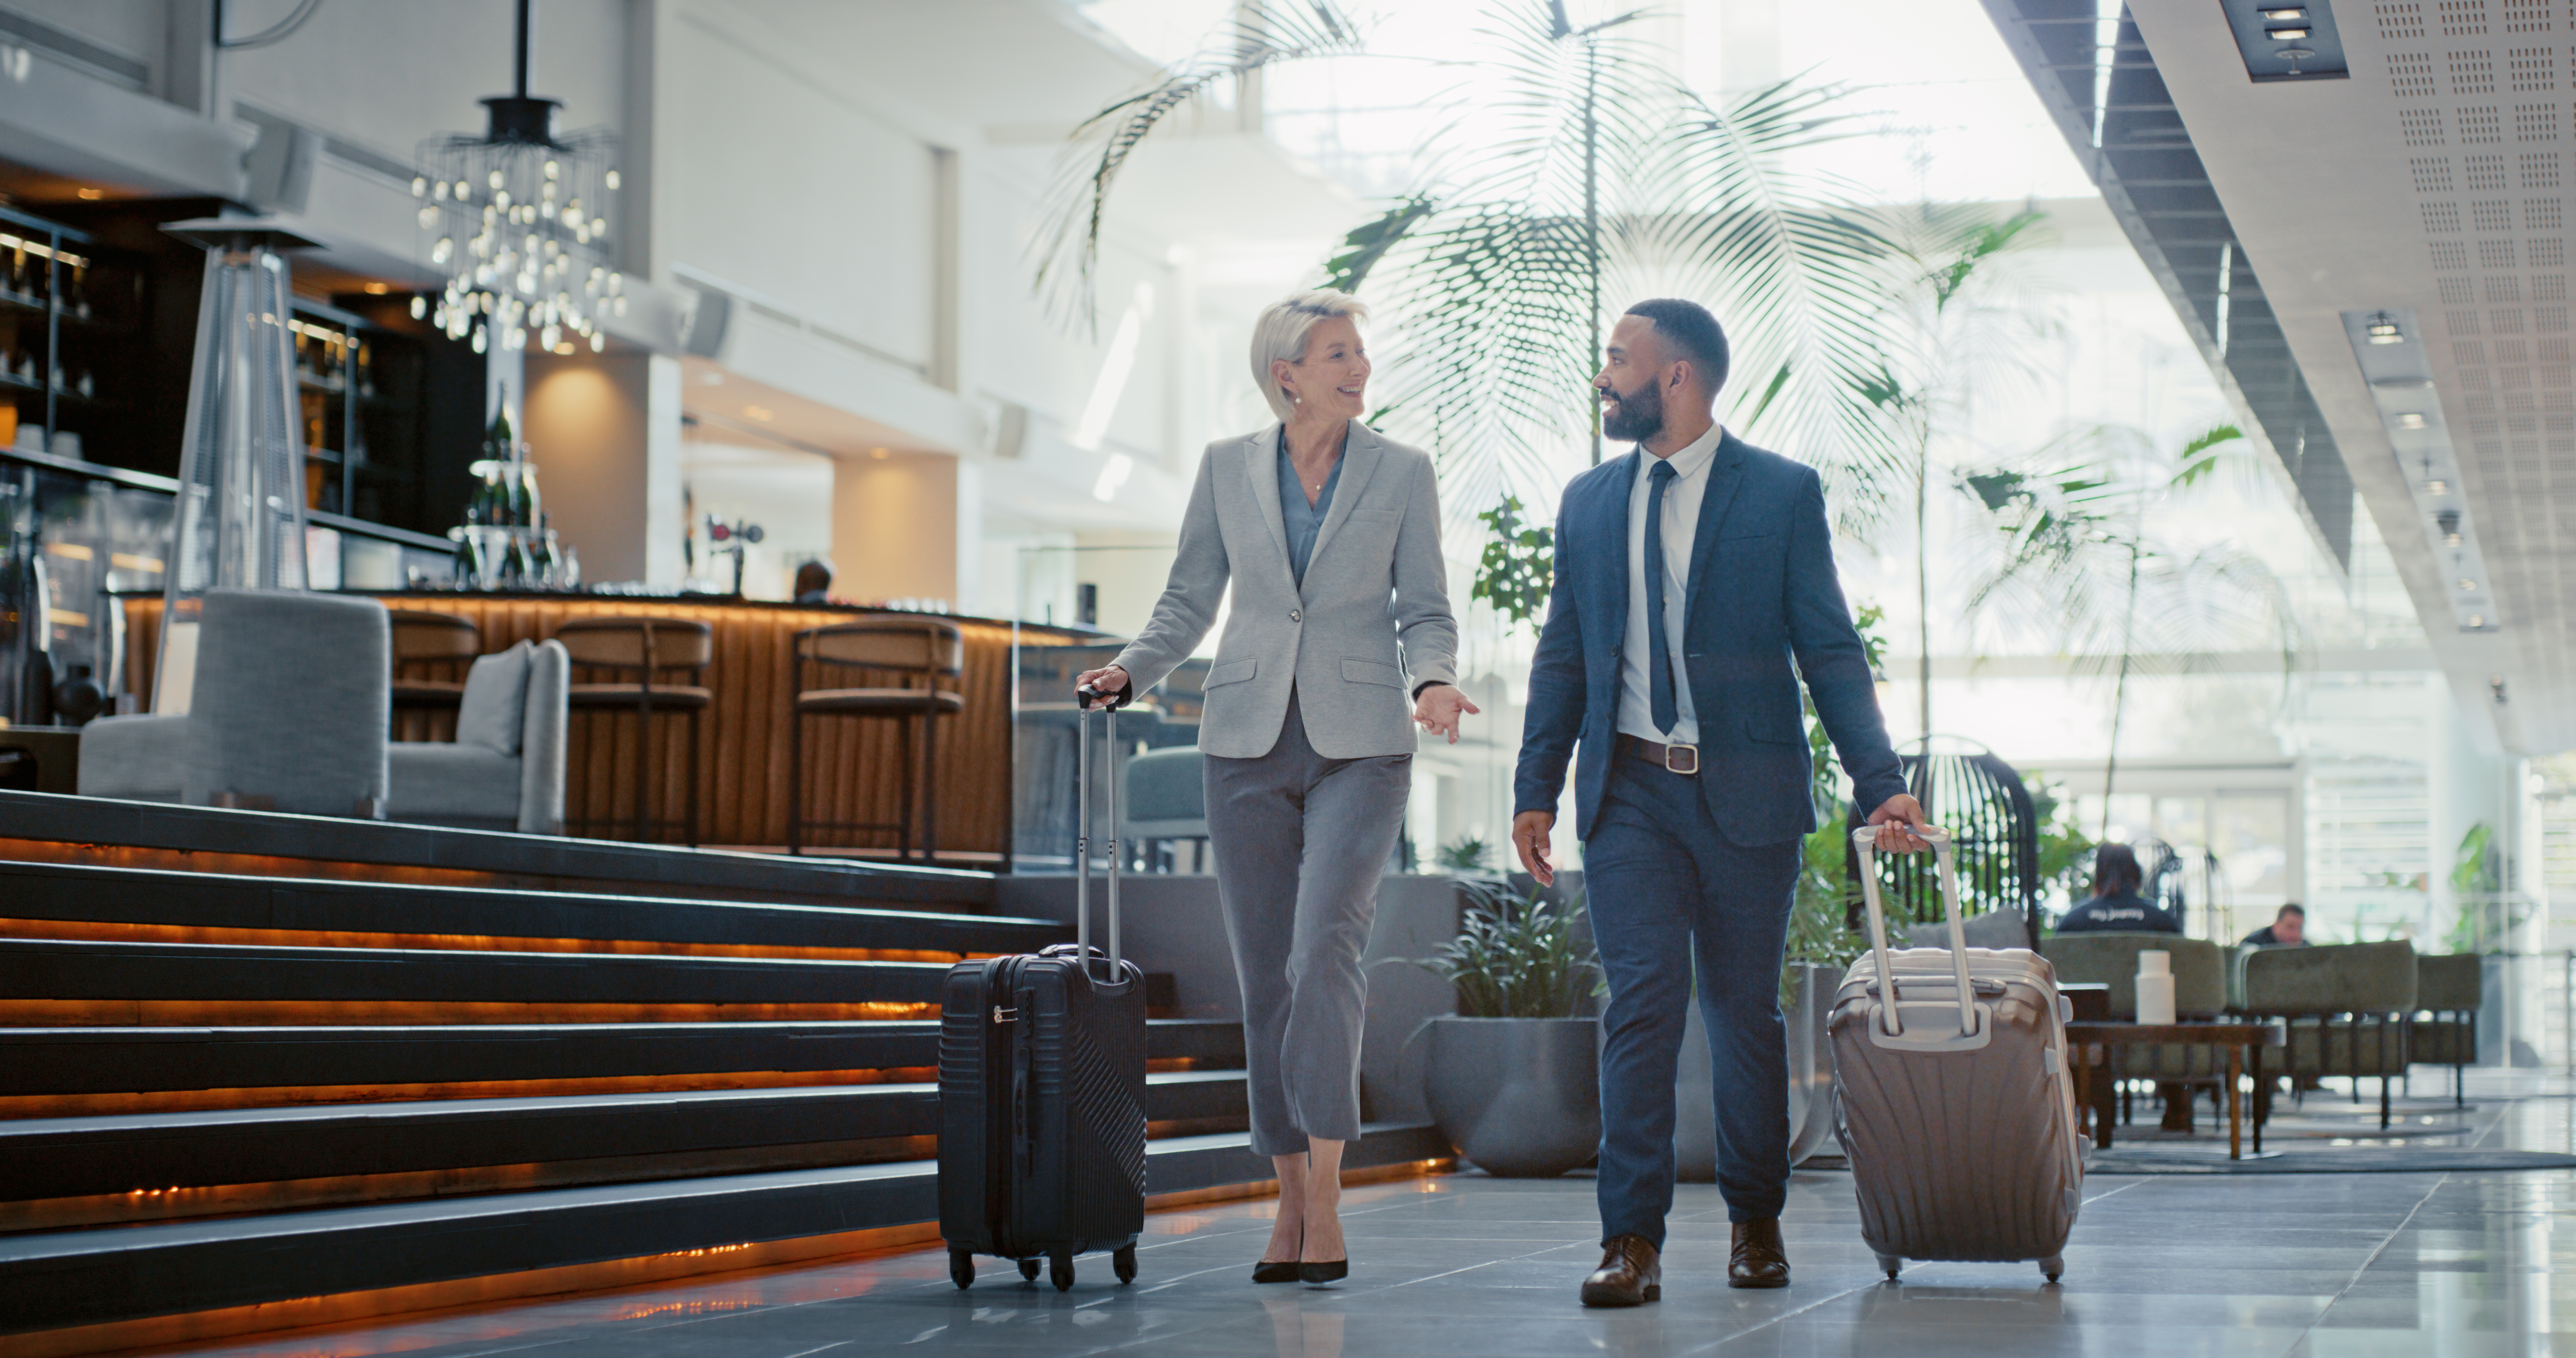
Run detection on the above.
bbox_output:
[1638,422,1724,481]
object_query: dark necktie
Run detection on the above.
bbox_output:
[1644,459,1679,735]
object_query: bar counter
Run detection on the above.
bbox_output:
[121,594,1095,861]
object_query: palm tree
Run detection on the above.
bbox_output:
[1960,423,2305,836]
[1037,1,1903,572]
[1855,202,2055,740]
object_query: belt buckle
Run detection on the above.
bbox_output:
[1663,742,1699,776]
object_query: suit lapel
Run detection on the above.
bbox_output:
[1244,424,1296,589]
[1683,431,1750,607]
[1595,449,1640,638]
[1302,419,1383,583]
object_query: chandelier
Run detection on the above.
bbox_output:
[409,0,622,356]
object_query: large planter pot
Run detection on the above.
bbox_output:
[1423,1016,1601,1177]
[1675,962,1843,1181]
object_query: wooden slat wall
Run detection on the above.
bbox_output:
[122,597,1033,857]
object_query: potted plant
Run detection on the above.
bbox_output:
[1410,880,1602,1177]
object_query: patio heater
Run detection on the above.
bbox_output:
[151,218,322,715]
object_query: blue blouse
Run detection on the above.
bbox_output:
[1276,431,1343,585]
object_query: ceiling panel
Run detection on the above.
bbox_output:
[1984,0,2574,754]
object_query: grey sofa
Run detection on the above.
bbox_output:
[80,589,390,816]
[386,640,569,835]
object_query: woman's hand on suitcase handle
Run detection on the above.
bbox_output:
[1866,793,1933,853]
[1074,665,1131,709]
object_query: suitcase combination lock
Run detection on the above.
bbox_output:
[992,1005,1016,1024]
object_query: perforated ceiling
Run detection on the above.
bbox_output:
[1986,0,2576,754]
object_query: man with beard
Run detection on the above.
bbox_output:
[1512,298,1931,1306]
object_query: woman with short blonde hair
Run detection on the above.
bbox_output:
[1079,288,1475,1285]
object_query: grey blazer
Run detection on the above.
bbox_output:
[1111,421,1459,759]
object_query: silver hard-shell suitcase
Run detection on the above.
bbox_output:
[1829,826,2084,1282]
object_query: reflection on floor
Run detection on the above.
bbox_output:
[139,1074,2576,1357]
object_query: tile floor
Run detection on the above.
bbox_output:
[124,1079,2576,1358]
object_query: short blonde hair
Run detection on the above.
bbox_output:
[1249,289,1370,422]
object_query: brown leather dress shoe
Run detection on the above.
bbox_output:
[1580,1234,1662,1307]
[1729,1219,1790,1289]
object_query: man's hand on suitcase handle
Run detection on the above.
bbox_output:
[1866,793,1933,853]
[1074,665,1132,711]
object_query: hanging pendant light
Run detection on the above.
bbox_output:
[411,0,621,356]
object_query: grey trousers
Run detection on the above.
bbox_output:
[1203,688,1413,1156]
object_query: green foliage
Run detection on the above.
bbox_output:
[1436,835,1496,874]
[2441,822,2529,953]
[1413,880,1600,1018]
[2169,423,2246,490]
[1473,496,1555,632]
[1783,600,1897,1006]
[1036,2,1363,327]
[1851,599,1889,675]
[1783,818,1882,1012]
[2027,775,2096,915]
[1041,2,1904,518]
[1324,197,1439,294]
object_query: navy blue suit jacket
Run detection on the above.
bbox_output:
[1513,431,1907,846]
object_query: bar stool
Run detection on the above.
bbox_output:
[788,618,963,861]
[553,617,714,845]
[388,611,480,713]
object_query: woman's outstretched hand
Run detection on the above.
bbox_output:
[1412,682,1479,744]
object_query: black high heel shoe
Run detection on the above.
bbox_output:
[1254,1227,1302,1284]
[1299,1259,1347,1285]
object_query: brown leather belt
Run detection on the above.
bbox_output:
[1616,732,1700,776]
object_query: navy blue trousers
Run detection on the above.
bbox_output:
[1584,752,1802,1243]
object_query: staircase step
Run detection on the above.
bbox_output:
[0,1019,1244,1110]
[0,1072,1252,1214]
[0,938,951,1022]
[0,860,1065,959]
[0,789,993,908]
[0,1122,1448,1337]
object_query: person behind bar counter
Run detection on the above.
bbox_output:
[793,560,834,606]
[1076,289,1472,1288]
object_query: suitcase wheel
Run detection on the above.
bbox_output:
[1019,1256,1042,1283]
[2041,1255,2064,1283]
[1050,1250,1076,1292]
[949,1250,974,1290]
[1876,1254,1902,1280]
[1113,1244,1137,1285]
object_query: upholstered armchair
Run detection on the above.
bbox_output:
[2241,939,2418,1129]
[385,640,570,835]
[79,589,390,816]
[2040,933,2232,1129]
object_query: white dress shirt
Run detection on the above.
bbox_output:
[1617,422,1724,745]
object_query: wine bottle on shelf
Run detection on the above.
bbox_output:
[5,247,26,302]
[537,512,564,588]
[63,264,88,322]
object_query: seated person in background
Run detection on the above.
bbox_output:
[793,560,835,606]
[2242,903,2307,947]
[2053,843,2182,934]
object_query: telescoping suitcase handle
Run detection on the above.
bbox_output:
[1072,683,1131,986]
[1849,824,1989,1051]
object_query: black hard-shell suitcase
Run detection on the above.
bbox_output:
[938,688,1148,1291]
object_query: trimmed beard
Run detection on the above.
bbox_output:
[1600,375,1664,444]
